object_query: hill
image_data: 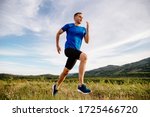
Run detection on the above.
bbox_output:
[70,57,150,77]
[0,73,58,80]
[0,57,150,79]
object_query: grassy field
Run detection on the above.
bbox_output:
[0,77,150,100]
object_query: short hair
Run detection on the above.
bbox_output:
[74,12,82,17]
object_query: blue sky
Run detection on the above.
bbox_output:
[0,0,150,75]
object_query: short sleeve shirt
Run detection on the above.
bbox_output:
[61,23,86,50]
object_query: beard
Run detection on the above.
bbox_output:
[77,20,82,24]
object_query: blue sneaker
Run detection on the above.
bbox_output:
[78,84,91,94]
[52,84,58,96]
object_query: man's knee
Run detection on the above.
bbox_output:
[80,53,87,62]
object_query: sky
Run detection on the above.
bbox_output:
[0,0,150,75]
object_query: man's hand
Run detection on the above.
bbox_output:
[56,45,61,54]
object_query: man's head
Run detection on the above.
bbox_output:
[74,12,83,24]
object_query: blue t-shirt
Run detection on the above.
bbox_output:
[61,23,86,50]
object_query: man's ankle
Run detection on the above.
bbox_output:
[55,83,59,90]
[78,83,84,87]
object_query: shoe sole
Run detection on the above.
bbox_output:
[77,89,91,94]
[52,85,55,96]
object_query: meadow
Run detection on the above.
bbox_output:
[0,77,150,100]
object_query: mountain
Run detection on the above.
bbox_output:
[71,57,150,77]
[0,57,150,79]
[0,73,58,80]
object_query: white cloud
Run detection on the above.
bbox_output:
[0,0,150,75]
[0,49,28,56]
[89,30,150,55]
[0,0,45,36]
[86,30,150,70]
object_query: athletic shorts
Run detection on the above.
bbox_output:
[64,48,82,70]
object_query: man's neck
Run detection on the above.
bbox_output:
[74,23,80,26]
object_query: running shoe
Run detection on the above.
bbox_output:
[52,84,58,96]
[77,84,91,94]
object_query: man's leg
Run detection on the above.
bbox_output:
[78,53,87,86]
[78,52,91,94]
[52,67,69,96]
[57,67,70,89]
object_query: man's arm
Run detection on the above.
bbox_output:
[56,29,64,54]
[84,21,89,44]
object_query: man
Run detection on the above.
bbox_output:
[52,12,91,96]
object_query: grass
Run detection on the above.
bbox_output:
[0,77,150,100]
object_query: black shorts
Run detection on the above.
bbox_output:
[64,48,82,70]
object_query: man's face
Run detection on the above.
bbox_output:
[74,14,83,24]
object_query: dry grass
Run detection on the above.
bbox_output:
[0,77,149,100]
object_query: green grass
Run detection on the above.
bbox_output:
[0,77,150,100]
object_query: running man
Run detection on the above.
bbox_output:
[52,12,91,96]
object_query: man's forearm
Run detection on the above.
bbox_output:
[85,29,89,43]
[56,33,60,47]
[85,22,89,43]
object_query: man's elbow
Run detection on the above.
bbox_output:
[57,31,60,36]
[56,29,63,36]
